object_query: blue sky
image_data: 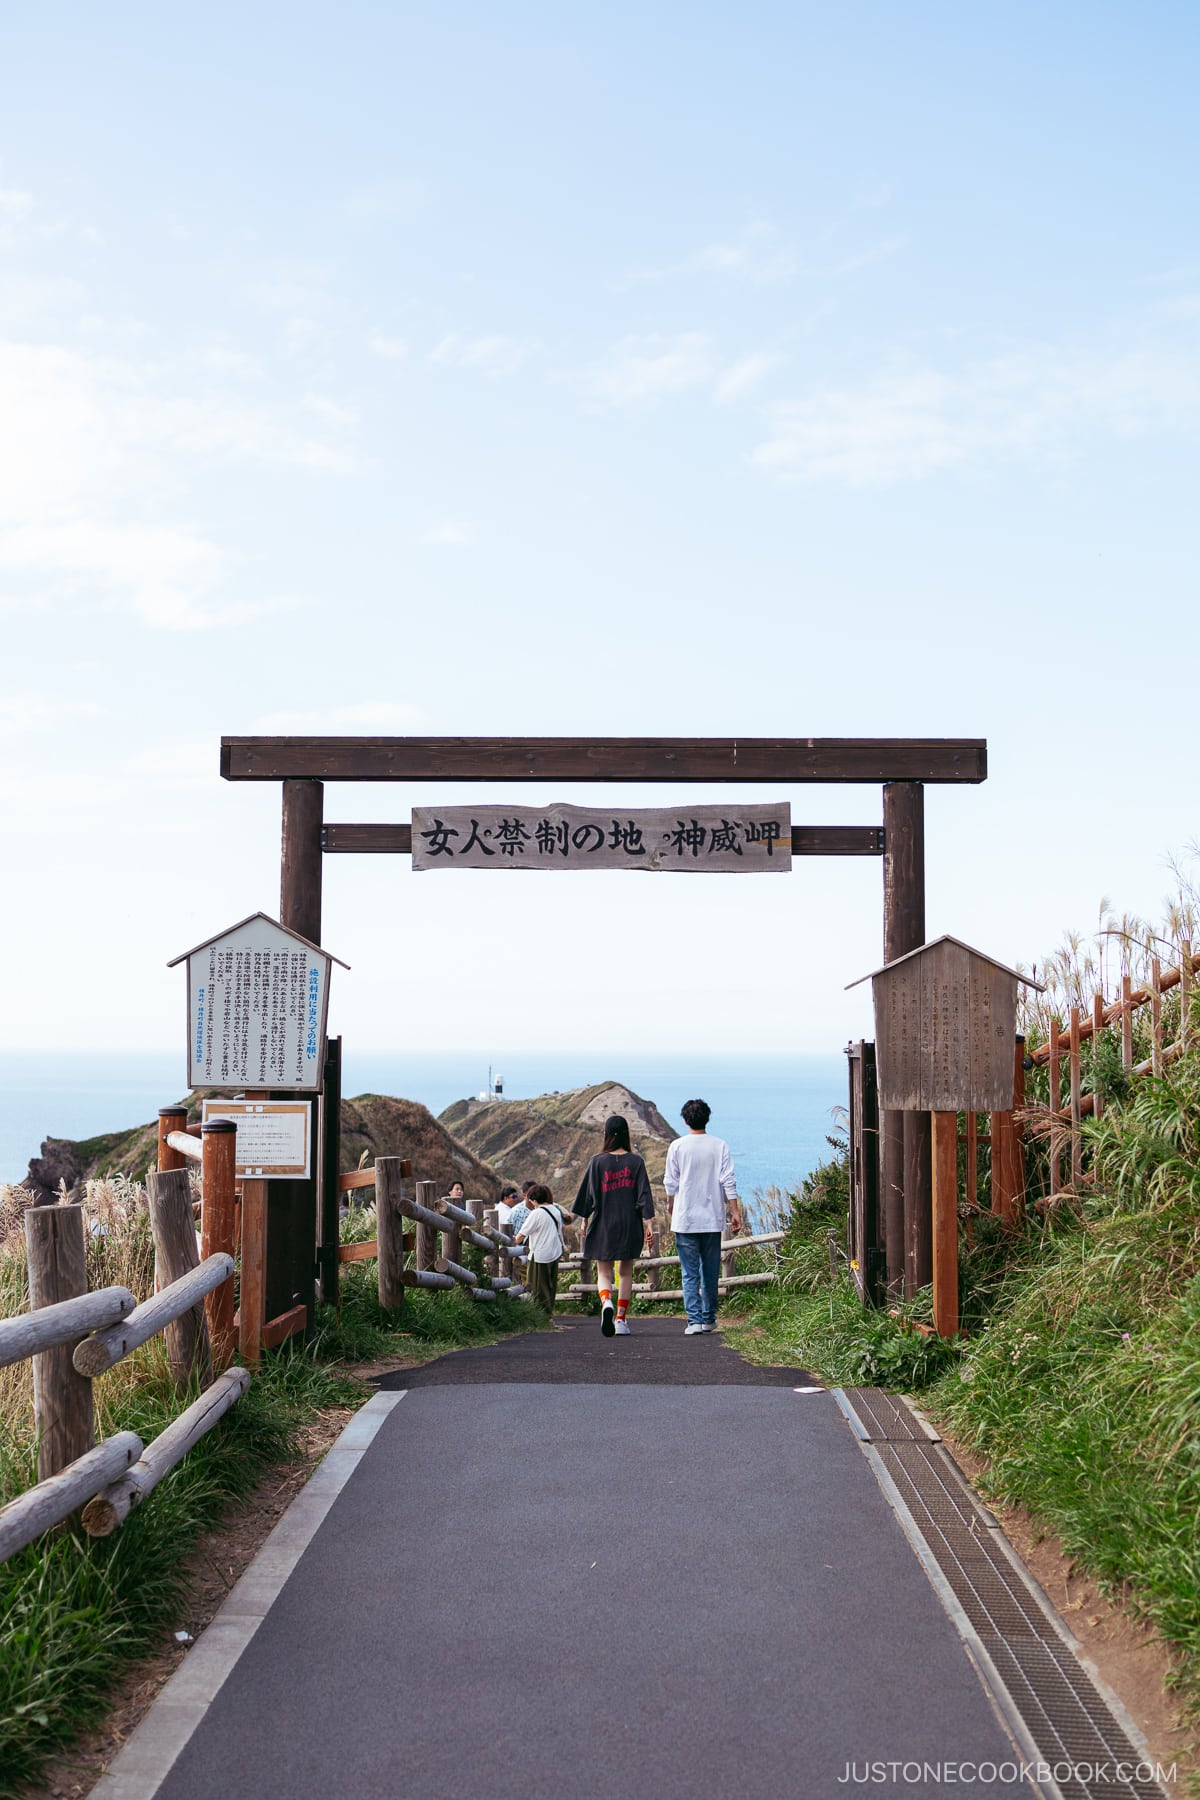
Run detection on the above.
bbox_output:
[2,2,1198,1056]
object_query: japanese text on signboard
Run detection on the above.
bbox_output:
[411,804,792,872]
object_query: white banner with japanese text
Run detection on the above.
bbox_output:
[412,804,791,871]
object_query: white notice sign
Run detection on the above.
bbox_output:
[201,1100,312,1179]
[169,913,344,1092]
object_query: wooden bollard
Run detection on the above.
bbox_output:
[414,1180,438,1271]
[148,1168,211,1388]
[25,1202,94,1481]
[157,1106,189,1173]
[483,1208,499,1282]
[375,1156,407,1313]
[200,1120,237,1369]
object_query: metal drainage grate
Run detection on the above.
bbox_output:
[837,1388,1168,1800]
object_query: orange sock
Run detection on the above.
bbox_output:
[617,1297,629,1321]
[599,1287,612,1307]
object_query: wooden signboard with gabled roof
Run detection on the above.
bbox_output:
[848,935,1042,1114]
[168,912,348,1093]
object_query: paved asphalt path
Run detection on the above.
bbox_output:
[153,1318,1030,1800]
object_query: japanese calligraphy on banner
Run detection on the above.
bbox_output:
[168,913,347,1092]
[412,804,792,872]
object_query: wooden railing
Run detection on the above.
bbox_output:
[0,1175,247,1565]
[336,1163,529,1308]
[558,1229,784,1302]
[1025,941,1193,1195]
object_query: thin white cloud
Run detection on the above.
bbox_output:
[303,393,359,425]
[368,332,408,361]
[430,333,529,377]
[249,702,427,733]
[631,220,796,288]
[580,332,714,408]
[345,179,428,220]
[0,693,105,732]
[0,336,347,625]
[751,326,1200,485]
[0,188,34,232]
[420,521,474,546]
[713,352,785,404]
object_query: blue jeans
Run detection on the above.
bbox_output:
[676,1231,722,1326]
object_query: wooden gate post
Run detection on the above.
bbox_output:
[317,1036,342,1308]
[931,1111,959,1336]
[200,1120,237,1369]
[269,776,324,1330]
[25,1203,94,1480]
[882,780,930,1297]
[376,1157,407,1313]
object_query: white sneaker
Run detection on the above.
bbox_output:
[600,1302,615,1337]
[684,1322,705,1336]
[614,1319,631,1336]
[699,1323,716,1333]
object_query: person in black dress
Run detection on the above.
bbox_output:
[573,1114,655,1337]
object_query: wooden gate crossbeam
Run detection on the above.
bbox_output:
[221,736,987,784]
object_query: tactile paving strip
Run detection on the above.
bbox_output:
[839,1389,1168,1800]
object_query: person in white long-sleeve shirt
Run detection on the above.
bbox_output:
[664,1098,743,1335]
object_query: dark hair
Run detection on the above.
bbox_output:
[526,1184,553,1207]
[521,1180,536,1195]
[603,1114,631,1154]
[448,1180,465,1195]
[681,1098,711,1130]
[500,1184,518,1201]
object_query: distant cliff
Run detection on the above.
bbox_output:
[438,1080,677,1208]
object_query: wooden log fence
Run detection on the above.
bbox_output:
[0,1187,250,1566]
[334,1158,532,1311]
[81,1367,251,1538]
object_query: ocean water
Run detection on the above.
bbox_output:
[0,1049,849,1203]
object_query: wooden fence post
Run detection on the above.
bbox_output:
[157,1106,189,1173]
[200,1120,237,1369]
[1150,959,1162,1076]
[376,1157,407,1313]
[930,1112,958,1337]
[148,1168,212,1388]
[466,1200,485,1281]
[26,1203,94,1480]
[415,1181,438,1271]
[1048,1017,1063,1197]
[1182,940,1193,1048]
[1069,1006,1083,1187]
[1121,975,1133,1071]
[483,1208,499,1283]
[647,1223,662,1293]
[1011,1035,1026,1220]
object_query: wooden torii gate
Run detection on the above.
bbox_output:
[220,735,987,1322]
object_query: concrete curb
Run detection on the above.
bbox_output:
[90,1389,407,1800]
